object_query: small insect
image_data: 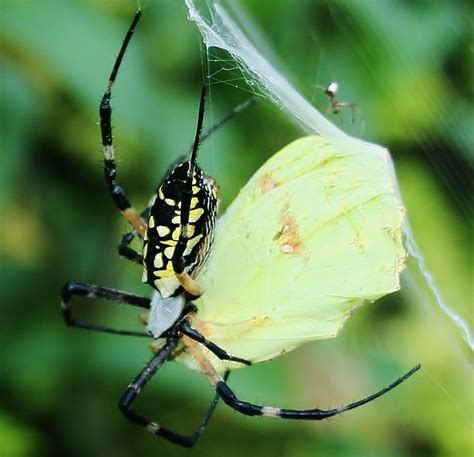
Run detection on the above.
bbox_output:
[61,10,420,448]
[320,81,357,124]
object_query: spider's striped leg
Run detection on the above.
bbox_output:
[183,335,421,420]
[118,335,230,447]
[60,282,150,337]
[99,10,147,237]
[215,364,420,419]
[171,85,208,297]
[179,319,251,366]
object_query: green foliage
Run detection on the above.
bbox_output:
[0,1,471,456]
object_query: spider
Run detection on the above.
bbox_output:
[60,9,420,448]
[317,81,357,124]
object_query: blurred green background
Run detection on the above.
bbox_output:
[1,1,472,456]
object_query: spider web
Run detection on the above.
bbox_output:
[184,0,473,426]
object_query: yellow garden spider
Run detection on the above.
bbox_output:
[60,9,419,448]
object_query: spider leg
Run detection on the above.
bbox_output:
[183,335,421,420]
[118,335,230,447]
[60,282,150,337]
[172,85,208,297]
[191,96,256,150]
[179,319,251,366]
[118,230,143,265]
[332,101,357,125]
[118,201,154,265]
[99,10,147,237]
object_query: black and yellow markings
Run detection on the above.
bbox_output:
[189,208,204,223]
[156,225,169,237]
[154,260,175,279]
[153,252,163,268]
[142,161,218,297]
[172,227,182,240]
[183,233,203,256]
[163,246,175,260]
[146,196,182,279]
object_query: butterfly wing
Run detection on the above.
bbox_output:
[178,136,406,372]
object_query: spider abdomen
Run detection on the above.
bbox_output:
[142,161,218,298]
